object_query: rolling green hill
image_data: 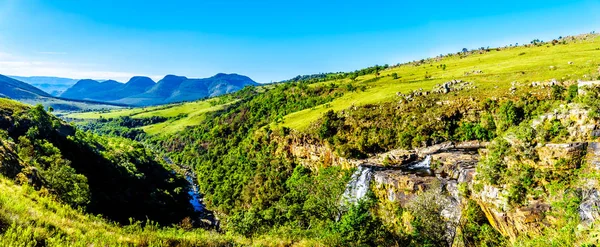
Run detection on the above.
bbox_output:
[65,97,234,135]
[278,34,600,130]
[67,33,600,136]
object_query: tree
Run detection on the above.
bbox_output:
[407,184,452,246]
[349,73,358,81]
[462,48,469,54]
[392,73,399,79]
[497,101,523,131]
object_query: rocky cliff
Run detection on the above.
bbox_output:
[286,103,600,244]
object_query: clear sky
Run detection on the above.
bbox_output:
[0,0,598,83]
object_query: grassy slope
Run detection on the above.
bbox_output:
[0,175,246,246]
[20,97,123,114]
[280,35,600,130]
[65,35,600,134]
[66,98,233,135]
[0,176,325,247]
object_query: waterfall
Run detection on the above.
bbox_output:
[408,155,431,169]
[341,166,374,206]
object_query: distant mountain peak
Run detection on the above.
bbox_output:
[76,79,100,85]
[60,73,257,106]
[102,79,121,84]
[161,75,187,81]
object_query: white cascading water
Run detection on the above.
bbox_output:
[341,166,374,206]
[409,155,431,169]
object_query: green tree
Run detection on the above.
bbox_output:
[407,184,451,246]
[497,101,523,131]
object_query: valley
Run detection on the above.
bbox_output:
[2,33,600,246]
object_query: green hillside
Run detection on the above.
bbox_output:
[280,34,600,130]
[18,33,600,246]
[0,176,242,246]
[68,34,600,135]
[66,97,234,135]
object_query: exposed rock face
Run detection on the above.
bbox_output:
[532,104,597,141]
[397,80,475,102]
[373,170,439,204]
[288,103,600,242]
[587,142,600,170]
[479,199,549,240]
[368,142,481,242]
[536,142,587,169]
[285,136,355,170]
[578,80,600,95]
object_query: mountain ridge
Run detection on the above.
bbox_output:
[62,73,258,106]
[0,74,53,99]
[8,75,79,96]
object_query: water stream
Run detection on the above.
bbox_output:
[163,156,218,228]
[185,174,207,212]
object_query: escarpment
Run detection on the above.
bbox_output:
[285,102,600,243]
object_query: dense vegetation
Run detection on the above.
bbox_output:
[5,32,600,246]
[0,99,196,225]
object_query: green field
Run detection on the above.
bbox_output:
[278,35,600,130]
[66,98,234,135]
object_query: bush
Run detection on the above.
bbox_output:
[330,196,400,246]
[551,85,566,100]
[406,184,449,246]
[477,139,510,185]
[566,84,578,102]
[456,122,494,141]
[497,101,524,131]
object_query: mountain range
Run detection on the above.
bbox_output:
[0,73,258,110]
[60,73,258,106]
[0,75,53,99]
[8,76,79,96]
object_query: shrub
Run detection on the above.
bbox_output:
[566,84,578,102]
[551,85,566,100]
[497,101,524,131]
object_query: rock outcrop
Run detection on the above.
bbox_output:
[286,103,600,243]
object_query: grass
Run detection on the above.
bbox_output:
[65,34,600,134]
[0,175,245,246]
[142,102,232,135]
[0,175,329,246]
[0,98,29,112]
[278,35,600,130]
[19,97,123,114]
[66,98,234,135]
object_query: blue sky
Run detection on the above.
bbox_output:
[0,0,598,83]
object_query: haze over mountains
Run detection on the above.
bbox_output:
[9,76,79,96]
[60,73,258,106]
[0,75,53,99]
